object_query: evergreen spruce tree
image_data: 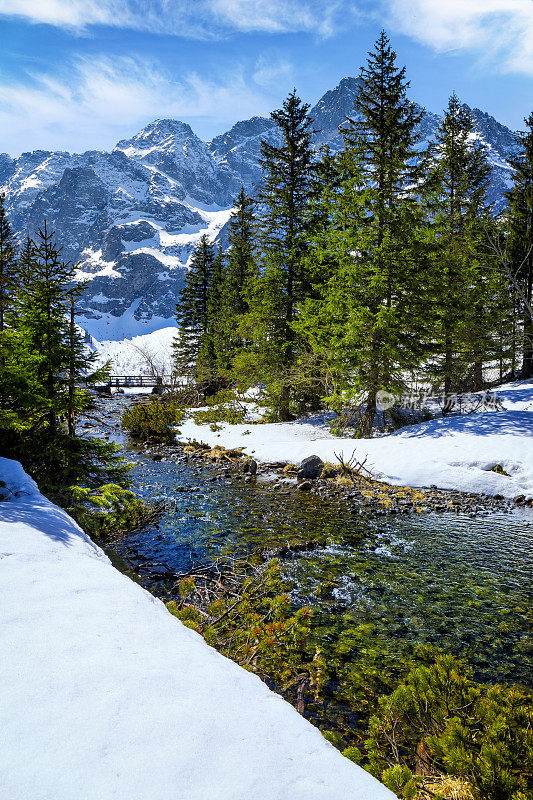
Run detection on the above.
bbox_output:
[204,245,227,378]
[239,91,316,420]
[427,94,498,399]
[17,222,76,434]
[506,112,533,378]
[174,234,221,396]
[0,194,20,411]
[0,193,17,332]
[203,188,259,387]
[225,187,256,319]
[0,222,118,494]
[300,32,431,436]
[218,187,257,366]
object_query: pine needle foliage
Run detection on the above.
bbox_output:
[425,94,501,398]
[0,218,131,520]
[506,112,533,378]
[299,32,433,435]
[366,654,533,800]
[167,560,317,704]
[174,234,224,397]
[235,91,318,420]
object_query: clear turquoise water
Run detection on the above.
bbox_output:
[101,398,533,687]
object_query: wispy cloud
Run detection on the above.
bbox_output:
[385,0,533,77]
[3,0,531,77]
[0,56,273,154]
[252,54,294,89]
[0,0,346,37]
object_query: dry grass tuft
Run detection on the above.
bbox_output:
[419,776,474,800]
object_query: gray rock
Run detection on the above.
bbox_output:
[298,481,312,491]
[297,455,324,480]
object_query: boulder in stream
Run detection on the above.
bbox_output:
[297,455,324,480]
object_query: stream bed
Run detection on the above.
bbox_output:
[96,396,533,689]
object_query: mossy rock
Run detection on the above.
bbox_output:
[490,464,510,476]
[321,463,341,478]
[224,448,246,458]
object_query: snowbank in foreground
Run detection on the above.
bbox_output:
[0,458,394,800]
[179,380,533,500]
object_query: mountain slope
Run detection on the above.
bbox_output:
[0,79,517,340]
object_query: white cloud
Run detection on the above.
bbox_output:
[385,0,533,77]
[253,54,294,88]
[0,0,346,37]
[209,0,343,37]
[0,56,272,155]
[3,0,531,77]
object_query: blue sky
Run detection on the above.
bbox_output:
[0,0,532,156]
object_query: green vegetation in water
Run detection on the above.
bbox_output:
[164,556,533,800]
[122,399,185,442]
[66,483,154,540]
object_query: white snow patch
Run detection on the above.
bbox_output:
[179,381,533,500]
[92,326,178,377]
[0,457,394,800]
[75,249,122,281]
[128,246,183,268]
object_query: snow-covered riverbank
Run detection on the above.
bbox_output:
[0,458,394,800]
[179,380,533,501]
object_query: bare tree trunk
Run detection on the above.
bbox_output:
[296,677,310,715]
[473,359,484,391]
[278,384,291,422]
[443,335,454,414]
[360,389,376,438]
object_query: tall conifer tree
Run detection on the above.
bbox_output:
[506,112,533,378]
[241,91,316,420]
[174,234,220,394]
[214,188,257,374]
[301,32,430,436]
[427,94,497,398]
[0,193,17,331]
[1,223,115,491]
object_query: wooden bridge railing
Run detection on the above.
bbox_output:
[103,375,190,388]
[108,375,161,387]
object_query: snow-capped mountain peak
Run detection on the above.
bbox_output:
[0,78,518,341]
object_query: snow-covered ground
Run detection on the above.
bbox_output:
[90,325,178,376]
[0,458,394,800]
[179,380,533,500]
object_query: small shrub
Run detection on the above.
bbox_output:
[66,483,152,539]
[166,560,318,706]
[365,654,533,800]
[122,399,184,441]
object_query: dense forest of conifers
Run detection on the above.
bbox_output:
[174,32,533,433]
[0,31,532,482]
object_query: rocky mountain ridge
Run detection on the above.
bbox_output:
[0,77,518,340]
